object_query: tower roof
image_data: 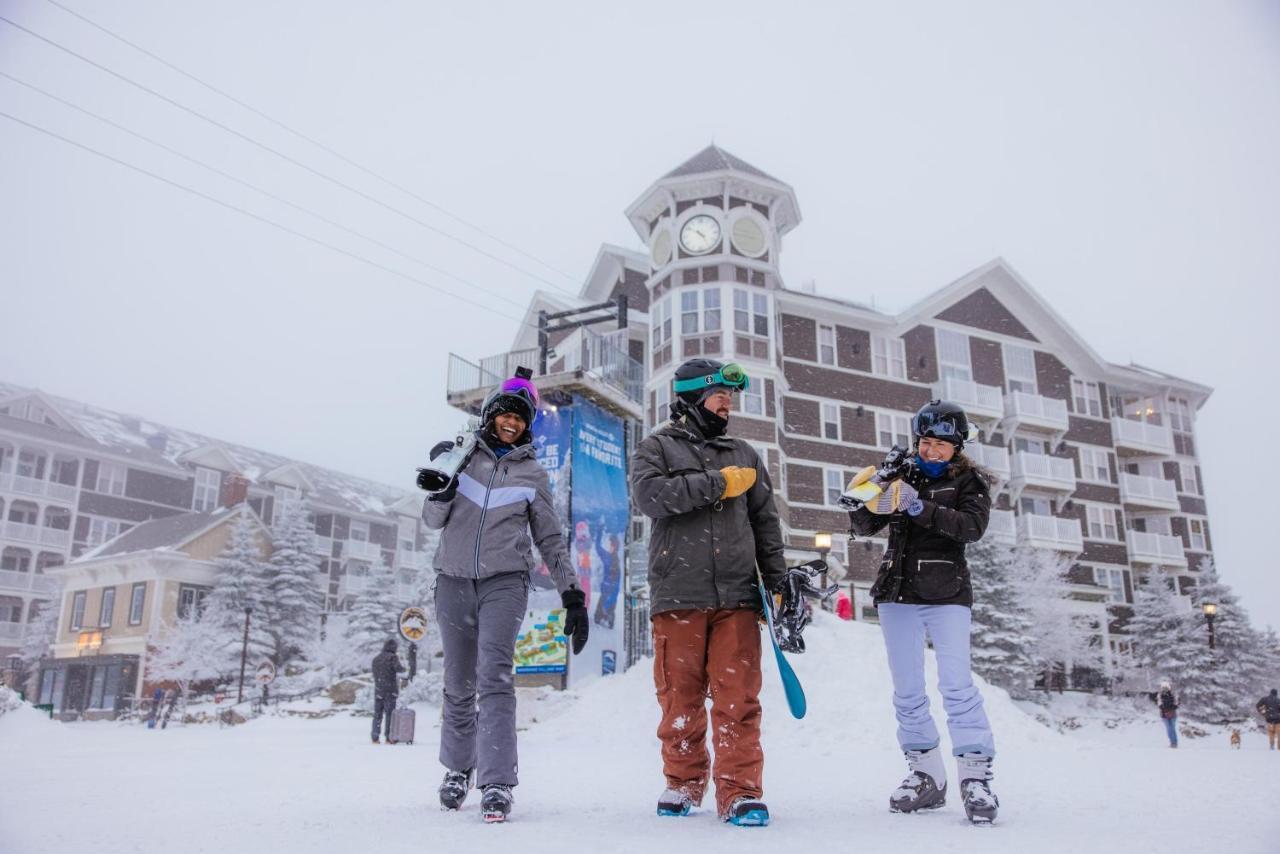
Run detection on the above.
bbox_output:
[662,144,777,182]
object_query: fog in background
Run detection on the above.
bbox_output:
[2,1,1277,625]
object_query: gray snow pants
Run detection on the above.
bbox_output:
[434,571,529,787]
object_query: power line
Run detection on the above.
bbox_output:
[0,108,534,327]
[41,0,580,291]
[0,12,579,297]
[0,69,531,313]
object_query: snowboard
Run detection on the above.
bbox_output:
[758,581,807,720]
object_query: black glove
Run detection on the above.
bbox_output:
[561,588,589,655]
[429,441,455,460]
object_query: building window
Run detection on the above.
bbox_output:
[1077,447,1111,484]
[99,587,115,628]
[655,382,671,425]
[1086,505,1120,541]
[193,467,220,512]
[1093,567,1129,604]
[1188,518,1207,550]
[70,591,86,631]
[177,584,209,619]
[349,519,370,542]
[1003,343,1038,394]
[397,516,416,552]
[651,297,672,349]
[825,469,845,506]
[16,449,47,480]
[1167,396,1193,432]
[733,289,769,336]
[821,402,840,440]
[740,384,764,416]
[87,517,128,547]
[1,547,32,573]
[680,287,721,335]
[936,329,972,382]
[95,461,127,497]
[875,412,911,449]
[8,500,37,525]
[1072,379,1102,417]
[872,335,907,380]
[128,582,146,625]
[1020,495,1052,516]
[1179,462,1200,495]
[817,324,836,365]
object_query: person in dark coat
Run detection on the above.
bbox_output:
[631,358,787,827]
[371,638,404,744]
[1154,681,1179,748]
[1256,688,1280,749]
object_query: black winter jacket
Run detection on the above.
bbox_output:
[849,463,991,607]
[632,419,787,616]
[1257,693,1280,723]
[372,647,403,696]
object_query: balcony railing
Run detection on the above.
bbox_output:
[0,473,78,504]
[1004,391,1070,432]
[1128,531,1186,565]
[343,540,384,563]
[1018,513,1084,552]
[0,569,58,594]
[1011,452,1076,491]
[0,622,25,643]
[1112,418,1174,455]
[965,443,1010,480]
[397,550,431,571]
[2,521,72,548]
[1119,472,1179,509]
[312,535,335,558]
[935,377,1003,419]
[987,509,1016,542]
[339,574,369,597]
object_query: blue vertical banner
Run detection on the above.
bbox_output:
[568,396,628,683]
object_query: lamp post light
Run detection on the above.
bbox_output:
[237,606,252,703]
[814,532,832,611]
[1202,601,1218,650]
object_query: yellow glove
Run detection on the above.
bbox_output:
[864,479,919,515]
[719,466,757,499]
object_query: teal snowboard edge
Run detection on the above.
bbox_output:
[758,580,807,719]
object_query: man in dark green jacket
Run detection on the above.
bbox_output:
[632,358,786,827]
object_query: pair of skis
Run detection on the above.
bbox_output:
[758,560,836,720]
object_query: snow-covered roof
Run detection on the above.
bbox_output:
[83,509,229,560]
[663,144,778,182]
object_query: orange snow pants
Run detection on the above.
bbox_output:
[652,608,763,817]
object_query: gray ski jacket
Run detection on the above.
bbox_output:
[631,419,787,616]
[421,434,577,594]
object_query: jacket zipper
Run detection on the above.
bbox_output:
[473,458,502,579]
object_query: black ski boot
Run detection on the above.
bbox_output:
[957,753,999,824]
[438,768,473,811]
[480,784,514,823]
[889,748,947,813]
[724,796,770,827]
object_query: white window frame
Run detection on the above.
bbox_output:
[875,411,911,449]
[651,297,672,349]
[817,324,836,366]
[824,468,845,507]
[1077,446,1111,484]
[1093,567,1129,604]
[128,582,146,625]
[821,402,840,441]
[1085,504,1120,541]
[1002,343,1038,395]
[872,335,907,380]
[1019,495,1052,516]
[98,587,115,628]
[16,449,46,480]
[733,289,770,337]
[740,383,764,416]
[1167,396,1193,432]
[87,517,126,547]
[1179,462,1200,496]
[936,328,972,382]
[655,382,671,426]
[95,461,127,497]
[70,591,86,631]
[1072,378,1103,418]
[193,467,220,512]
[1188,518,1207,550]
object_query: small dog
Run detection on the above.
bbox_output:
[1229,729,1242,749]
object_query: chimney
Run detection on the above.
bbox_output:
[219,473,250,508]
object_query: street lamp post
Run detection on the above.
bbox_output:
[1202,601,1217,650]
[237,606,252,703]
[814,532,832,611]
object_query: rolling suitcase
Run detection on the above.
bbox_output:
[389,706,415,745]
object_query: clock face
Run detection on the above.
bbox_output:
[679,214,721,255]
[651,229,672,267]
[731,217,767,258]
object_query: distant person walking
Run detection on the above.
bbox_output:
[146,686,163,729]
[1154,681,1179,748]
[160,687,178,729]
[371,638,403,744]
[1256,688,1280,749]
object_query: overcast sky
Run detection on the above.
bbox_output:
[2,1,1277,626]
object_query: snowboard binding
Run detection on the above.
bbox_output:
[770,560,838,653]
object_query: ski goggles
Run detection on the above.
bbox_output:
[672,362,750,394]
[912,411,977,442]
[499,375,540,409]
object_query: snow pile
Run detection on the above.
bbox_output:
[0,685,23,717]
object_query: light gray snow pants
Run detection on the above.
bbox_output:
[434,571,529,787]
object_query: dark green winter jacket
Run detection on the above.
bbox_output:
[631,419,787,616]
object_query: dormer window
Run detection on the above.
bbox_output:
[193,467,220,512]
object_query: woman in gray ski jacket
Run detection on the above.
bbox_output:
[420,370,587,822]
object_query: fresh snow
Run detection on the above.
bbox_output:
[4,615,1276,854]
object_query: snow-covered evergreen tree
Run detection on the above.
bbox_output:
[147,611,229,695]
[19,586,63,687]
[265,498,324,669]
[966,535,1040,699]
[1022,546,1103,690]
[343,556,400,666]
[203,509,273,672]
[1129,570,1199,695]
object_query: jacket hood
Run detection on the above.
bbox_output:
[382,639,398,653]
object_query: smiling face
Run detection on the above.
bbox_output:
[702,388,733,420]
[493,412,527,444]
[917,435,956,462]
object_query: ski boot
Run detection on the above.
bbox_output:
[957,753,999,824]
[657,788,693,817]
[724,796,770,827]
[889,747,947,813]
[480,784,514,823]
[438,768,474,811]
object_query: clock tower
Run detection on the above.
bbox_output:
[625,145,801,427]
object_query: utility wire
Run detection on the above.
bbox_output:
[0,69,530,313]
[0,108,535,326]
[0,12,578,296]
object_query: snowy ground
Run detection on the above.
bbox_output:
[4,615,1277,854]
